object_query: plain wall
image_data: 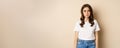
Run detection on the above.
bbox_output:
[0,0,120,48]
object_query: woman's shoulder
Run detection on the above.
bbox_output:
[94,19,99,23]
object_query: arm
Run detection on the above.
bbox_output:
[74,31,78,48]
[95,32,99,48]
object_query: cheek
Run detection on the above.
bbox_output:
[88,12,90,16]
[83,12,87,15]
[86,12,90,16]
[88,12,90,15]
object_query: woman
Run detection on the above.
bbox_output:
[74,4,100,48]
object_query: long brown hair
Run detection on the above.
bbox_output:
[80,4,94,27]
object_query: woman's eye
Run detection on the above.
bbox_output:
[83,10,86,12]
[88,10,90,12]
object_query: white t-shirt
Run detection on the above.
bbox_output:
[74,19,100,40]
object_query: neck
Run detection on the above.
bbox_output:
[85,18,89,22]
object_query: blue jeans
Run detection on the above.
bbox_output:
[77,39,95,48]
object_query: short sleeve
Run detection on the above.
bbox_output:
[94,20,100,32]
[73,21,79,32]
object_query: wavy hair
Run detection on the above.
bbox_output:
[80,4,94,27]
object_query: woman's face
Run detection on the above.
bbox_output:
[83,7,90,18]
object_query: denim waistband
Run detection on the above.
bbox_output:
[78,39,95,42]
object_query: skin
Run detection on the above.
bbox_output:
[83,7,90,22]
[74,7,99,48]
[74,31,78,48]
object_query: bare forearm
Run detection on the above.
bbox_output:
[74,32,78,48]
[95,36,98,48]
[95,32,98,48]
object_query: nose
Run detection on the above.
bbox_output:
[86,11,89,14]
[85,11,88,15]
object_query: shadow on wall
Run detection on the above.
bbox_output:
[94,10,105,48]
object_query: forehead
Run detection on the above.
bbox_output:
[83,7,90,10]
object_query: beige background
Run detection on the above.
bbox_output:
[0,0,120,48]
